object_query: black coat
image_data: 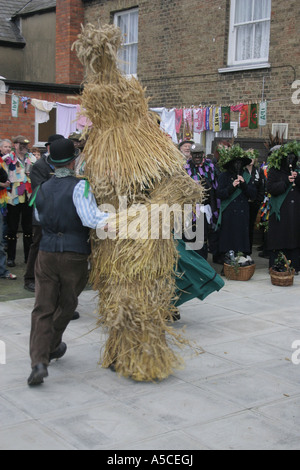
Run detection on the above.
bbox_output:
[29,154,55,226]
[267,166,300,250]
[217,170,257,254]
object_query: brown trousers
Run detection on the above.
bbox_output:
[30,250,88,368]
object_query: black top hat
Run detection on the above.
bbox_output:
[49,138,77,167]
[45,134,64,147]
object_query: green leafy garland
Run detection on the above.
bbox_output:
[267,141,300,171]
[217,144,253,172]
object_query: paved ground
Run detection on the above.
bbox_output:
[0,243,300,450]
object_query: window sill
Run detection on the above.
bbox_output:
[218,63,271,74]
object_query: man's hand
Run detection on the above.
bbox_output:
[289,171,298,184]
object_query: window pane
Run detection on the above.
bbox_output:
[115,9,138,75]
[129,12,138,43]
[254,22,270,59]
[253,0,271,21]
[117,14,129,44]
[118,46,130,74]
[129,44,138,74]
[235,24,253,61]
[235,0,253,23]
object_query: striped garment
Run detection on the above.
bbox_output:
[72,180,109,229]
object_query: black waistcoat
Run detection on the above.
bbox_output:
[36,176,90,254]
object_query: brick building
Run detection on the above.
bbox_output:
[0,0,83,147]
[83,0,300,156]
[0,0,299,155]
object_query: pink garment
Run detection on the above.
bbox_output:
[175,109,183,133]
[76,105,93,130]
[183,108,193,131]
[56,102,77,138]
[193,108,204,133]
[231,103,244,113]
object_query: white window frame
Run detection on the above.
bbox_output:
[226,0,271,70]
[114,8,139,78]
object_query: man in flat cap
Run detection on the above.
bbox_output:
[178,139,194,161]
[2,136,36,267]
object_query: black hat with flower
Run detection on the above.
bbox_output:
[217,144,252,172]
[267,141,300,171]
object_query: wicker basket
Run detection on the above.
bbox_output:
[270,268,295,286]
[224,263,256,281]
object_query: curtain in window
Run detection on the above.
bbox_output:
[117,11,138,75]
[234,0,271,62]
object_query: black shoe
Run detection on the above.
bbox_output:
[7,260,16,268]
[24,282,35,292]
[71,311,80,321]
[28,363,48,386]
[49,342,67,362]
[109,362,116,372]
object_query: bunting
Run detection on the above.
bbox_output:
[259,102,267,127]
[240,104,249,128]
[221,106,231,130]
[249,103,258,129]
[11,94,19,118]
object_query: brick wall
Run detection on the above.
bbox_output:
[83,0,300,141]
[56,0,85,85]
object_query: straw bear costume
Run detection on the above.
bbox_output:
[73,23,223,381]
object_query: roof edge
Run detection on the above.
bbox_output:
[12,6,56,19]
[6,79,82,94]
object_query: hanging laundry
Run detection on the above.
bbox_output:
[213,107,222,132]
[221,106,231,130]
[183,108,193,140]
[204,107,210,130]
[56,102,77,138]
[202,107,206,131]
[259,101,267,127]
[150,107,165,120]
[160,108,178,144]
[11,94,19,118]
[209,107,214,131]
[240,104,249,128]
[21,96,31,113]
[175,108,183,134]
[193,108,204,133]
[183,108,193,130]
[31,98,55,124]
[0,80,5,105]
[249,103,258,129]
[231,103,244,113]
